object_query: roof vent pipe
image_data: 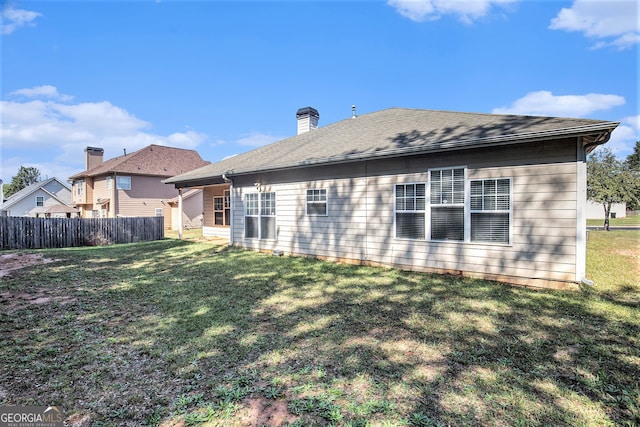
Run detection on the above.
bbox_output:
[352,105,357,119]
[296,107,319,135]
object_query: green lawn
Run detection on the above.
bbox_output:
[1,231,638,426]
[587,215,640,227]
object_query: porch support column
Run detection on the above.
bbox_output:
[178,188,184,240]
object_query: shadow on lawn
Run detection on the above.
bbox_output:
[1,240,638,426]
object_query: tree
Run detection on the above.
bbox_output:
[4,166,41,199]
[625,140,640,171]
[625,141,640,210]
[587,147,639,230]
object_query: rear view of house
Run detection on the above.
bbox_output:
[166,107,618,289]
[69,145,209,228]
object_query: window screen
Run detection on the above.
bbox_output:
[244,193,259,238]
[470,178,511,243]
[430,168,465,241]
[245,192,276,239]
[306,189,327,216]
[395,183,426,239]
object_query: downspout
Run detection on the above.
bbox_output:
[222,173,233,246]
[364,161,369,261]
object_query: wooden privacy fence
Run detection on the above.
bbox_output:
[0,217,165,250]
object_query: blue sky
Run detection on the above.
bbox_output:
[1,0,638,185]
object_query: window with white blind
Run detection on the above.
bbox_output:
[430,168,465,241]
[306,189,327,216]
[245,192,276,239]
[75,180,84,197]
[116,176,131,190]
[395,183,426,239]
[470,178,511,243]
[393,169,513,245]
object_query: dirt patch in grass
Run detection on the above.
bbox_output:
[0,252,56,277]
[237,397,296,426]
[0,290,76,312]
[0,252,73,312]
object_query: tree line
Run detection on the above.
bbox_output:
[587,141,640,230]
[2,166,41,200]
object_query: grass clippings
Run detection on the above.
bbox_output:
[0,231,638,426]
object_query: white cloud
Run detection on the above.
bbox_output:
[607,115,640,157]
[236,131,283,147]
[491,91,625,117]
[9,85,73,102]
[1,3,42,35]
[0,86,208,180]
[387,0,517,24]
[549,0,639,50]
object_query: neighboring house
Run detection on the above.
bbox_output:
[586,200,626,219]
[166,189,204,231]
[0,178,76,217]
[69,145,209,228]
[32,204,80,218]
[166,107,618,289]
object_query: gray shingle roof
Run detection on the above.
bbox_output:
[165,107,619,186]
[0,178,70,210]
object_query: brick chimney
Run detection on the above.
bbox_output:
[85,147,104,170]
[296,107,319,135]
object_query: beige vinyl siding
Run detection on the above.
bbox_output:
[85,178,94,207]
[171,192,203,230]
[113,175,178,228]
[201,185,230,237]
[92,177,111,216]
[229,138,581,287]
[202,185,230,227]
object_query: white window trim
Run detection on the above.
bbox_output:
[394,182,427,240]
[469,177,513,245]
[244,192,277,240]
[75,180,84,197]
[306,188,328,216]
[155,208,163,217]
[214,196,226,226]
[35,195,44,207]
[391,167,513,246]
[428,166,467,242]
[116,176,131,190]
[106,176,112,190]
[245,193,259,240]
